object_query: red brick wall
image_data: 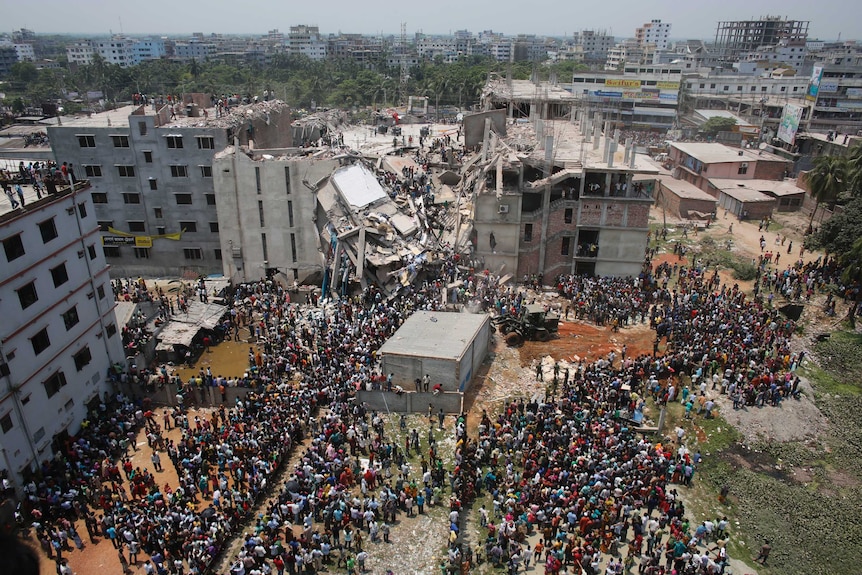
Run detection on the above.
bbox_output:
[753,160,789,181]
[579,203,603,226]
[605,205,625,226]
[627,204,650,227]
[517,248,541,276]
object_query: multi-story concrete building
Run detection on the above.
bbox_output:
[572,30,615,63]
[477,79,658,278]
[572,66,683,130]
[714,17,809,66]
[66,36,165,67]
[636,19,672,51]
[0,183,124,493]
[212,146,338,284]
[47,100,293,278]
[288,25,327,61]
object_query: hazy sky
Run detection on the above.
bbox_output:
[6,0,861,41]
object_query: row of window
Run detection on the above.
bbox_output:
[77,134,215,149]
[84,164,212,179]
[3,213,68,262]
[689,83,800,93]
[92,192,216,206]
[97,219,218,234]
[101,245,217,261]
[17,257,105,312]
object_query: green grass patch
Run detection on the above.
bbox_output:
[808,330,862,396]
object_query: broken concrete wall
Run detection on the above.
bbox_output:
[463,109,507,149]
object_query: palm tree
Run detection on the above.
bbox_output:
[845,144,862,197]
[806,155,847,230]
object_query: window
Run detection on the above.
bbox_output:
[738,164,748,175]
[17,281,38,309]
[287,200,294,227]
[209,222,219,233]
[62,306,79,330]
[77,134,95,147]
[262,233,269,261]
[97,220,112,232]
[117,165,135,177]
[710,83,716,89]
[91,191,108,203]
[87,244,97,260]
[166,135,184,149]
[524,223,533,242]
[103,246,120,258]
[255,167,262,193]
[143,151,153,163]
[43,371,67,398]
[561,237,570,255]
[84,164,102,177]
[154,207,163,219]
[51,263,69,288]
[0,413,12,434]
[4,234,25,261]
[284,166,291,194]
[78,203,87,218]
[134,247,150,259]
[123,193,141,204]
[564,208,573,223]
[149,178,158,190]
[781,86,787,92]
[175,194,192,205]
[170,165,188,177]
[180,221,197,233]
[97,284,106,299]
[183,248,203,260]
[128,221,146,233]
[138,121,148,136]
[205,194,216,206]
[31,328,50,355]
[197,136,215,149]
[39,218,58,243]
[200,165,213,178]
[258,201,265,226]
[214,249,222,260]
[290,233,297,262]
[111,135,130,147]
[106,323,117,338]
[156,227,166,235]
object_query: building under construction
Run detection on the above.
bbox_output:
[714,17,809,64]
[471,77,659,278]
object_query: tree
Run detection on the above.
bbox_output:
[805,155,847,229]
[807,196,862,260]
[844,144,862,197]
[701,117,737,135]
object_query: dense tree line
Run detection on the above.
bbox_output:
[2,54,587,114]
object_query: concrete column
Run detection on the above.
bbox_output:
[538,184,551,275]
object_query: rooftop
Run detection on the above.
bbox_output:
[0,179,89,223]
[378,311,489,361]
[658,176,718,201]
[709,178,805,197]
[709,180,775,203]
[483,78,578,103]
[670,142,789,164]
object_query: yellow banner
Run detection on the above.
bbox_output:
[656,81,680,90]
[605,79,641,89]
[135,236,153,248]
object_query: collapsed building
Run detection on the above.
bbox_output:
[468,77,660,278]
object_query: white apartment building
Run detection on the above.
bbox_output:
[66,41,95,66]
[288,25,327,61]
[66,36,165,67]
[0,185,124,493]
[636,19,672,51]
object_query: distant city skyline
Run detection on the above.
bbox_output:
[5,0,861,41]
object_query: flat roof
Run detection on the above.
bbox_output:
[485,79,578,103]
[378,311,489,361]
[693,109,754,127]
[710,180,775,203]
[658,176,718,201]
[331,163,388,210]
[710,178,805,197]
[670,142,789,164]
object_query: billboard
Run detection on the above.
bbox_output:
[806,66,823,101]
[777,103,804,145]
[605,79,641,89]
